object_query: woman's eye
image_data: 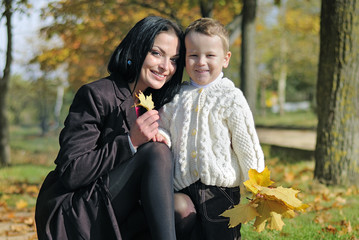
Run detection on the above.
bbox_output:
[170,58,178,64]
[151,50,161,56]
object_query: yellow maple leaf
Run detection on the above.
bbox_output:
[243,166,274,194]
[135,91,154,111]
[16,199,28,210]
[220,202,259,228]
[267,211,285,231]
[282,209,296,219]
[253,199,289,232]
[220,167,308,232]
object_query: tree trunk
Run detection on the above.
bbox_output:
[53,79,66,130]
[240,0,257,114]
[38,76,50,136]
[278,37,287,116]
[314,0,359,186]
[0,0,13,167]
[199,0,215,18]
[277,2,288,116]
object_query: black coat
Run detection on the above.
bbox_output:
[35,75,137,240]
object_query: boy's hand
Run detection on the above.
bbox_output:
[152,133,168,145]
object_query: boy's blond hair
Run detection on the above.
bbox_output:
[185,18,229,53]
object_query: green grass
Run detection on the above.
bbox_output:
[241,196,359,240]
[0,164,54,208]
[0,125,57,208]
[9,125,59,166]
[10,125,59,153]
[1,123,359,239]
[239,157,359,239]
[255,110,317,129]
[0,164,54,184]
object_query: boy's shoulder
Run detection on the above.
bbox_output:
[178,81,196,93]
[176,78,244,98]
[209,78,242,95]
[180,81,191,88]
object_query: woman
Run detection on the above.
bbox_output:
[35,16,185,240]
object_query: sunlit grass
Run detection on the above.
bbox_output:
[255,110,317,129]
[1,124,358,239]
[240,157,359,239]
[9,125,59,165]
[0,126,57,209]
[0,164,54,184]
[10,125,59,153]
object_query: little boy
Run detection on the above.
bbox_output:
[157,18,265,239]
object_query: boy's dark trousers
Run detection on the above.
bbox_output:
[180,181,241,240]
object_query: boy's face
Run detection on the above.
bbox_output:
[185,31,231,86]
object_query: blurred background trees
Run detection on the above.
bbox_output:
[1,0,30,166]
[1,0,358,187]
[0,0,321,164]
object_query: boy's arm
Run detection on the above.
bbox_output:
[228,92,265,181]
[157,105,172,148]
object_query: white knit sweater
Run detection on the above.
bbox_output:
[159,76,265,191]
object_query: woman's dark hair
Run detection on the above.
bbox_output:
[108,16,185,109]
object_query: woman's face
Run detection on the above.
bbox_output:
[136,30,180,92]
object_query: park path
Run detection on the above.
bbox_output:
[257,128,316,151]
[0,208,37,240]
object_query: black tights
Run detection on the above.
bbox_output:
[108,142,176,240]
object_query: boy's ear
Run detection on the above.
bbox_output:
[223,51,231,68]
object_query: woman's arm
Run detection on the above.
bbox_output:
[55,84,133,190]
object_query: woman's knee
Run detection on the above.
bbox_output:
[137,142,173,167]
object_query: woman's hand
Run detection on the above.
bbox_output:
[129,110,160,148]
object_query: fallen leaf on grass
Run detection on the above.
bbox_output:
[25,185,39,195]
[313,211,332,225]
[321,193,331,201]
[23,217,34,226]
[15,199,28,210]
[4,224,33,236]
[338,220,352,235]
[284,172,295,183]
[322,225,337,234]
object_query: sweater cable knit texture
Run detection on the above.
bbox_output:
[159,77,265,191]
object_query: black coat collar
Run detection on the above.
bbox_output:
[110,74,137,131]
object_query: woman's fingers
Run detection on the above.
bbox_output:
[137,110,159,134]
[130,110,160,147]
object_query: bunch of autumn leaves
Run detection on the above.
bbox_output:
[221,167,309,232]
[135,92,309,232]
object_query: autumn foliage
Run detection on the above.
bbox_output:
[221,167,308,232]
